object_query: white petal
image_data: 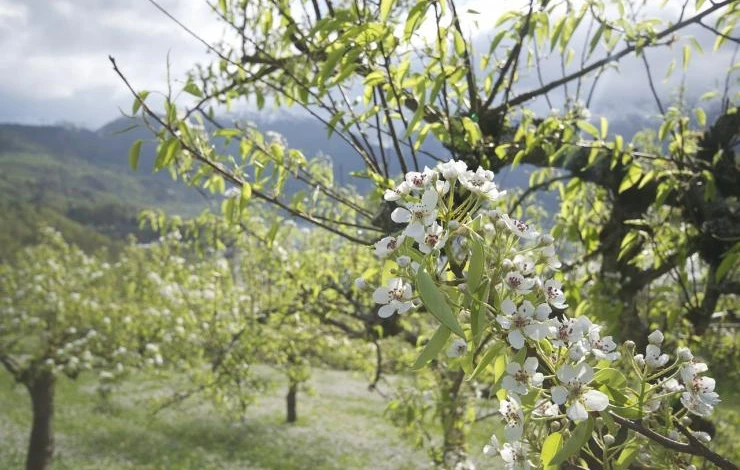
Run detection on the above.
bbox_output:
[583,390,609,411]
[404,222,425,238]
[556,364,576,383]
[524,323,549,340]
[421,188,438,207]
[391,207,411,223]
[501,298,517,315]
[551,385,568,405]
[372,287,391,304]
[531,373,544,387]
[396,301,414,314]
[567,401,589,422]
[523,357,539,373]
[506,362,522,375]
[496,315,512,329]
[508,330,525,349]
[378,304,397,318]
[576,362,594,383]
[504,423,523,442]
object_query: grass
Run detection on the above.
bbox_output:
[0,367,434,470]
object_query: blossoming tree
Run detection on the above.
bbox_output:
[111,0,739,468]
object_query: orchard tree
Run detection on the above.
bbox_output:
[111,0,739,468]
[0,229,148,470]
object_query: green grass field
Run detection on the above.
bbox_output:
[0,368,441,470]
[2,366,737,470]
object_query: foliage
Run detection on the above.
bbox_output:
[112,0,739,468]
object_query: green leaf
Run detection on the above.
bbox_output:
[541,432,564,470]
[416,268,465,337]
[467,237,485,291]
[615,439,640,470]
[379,0,393,22]
[577,120,599,139]
[600,117,608,139]
[453,30,465,56]
[412,325,451,369]
[716,242,739,280]
[618,164,642,193]
[132,90,150,114]
[128,139,143,171]
[183,80,203,98]
[466,341,504,381]
[549,418,593,466]
[682,44,691,71]
[593,368,627,389]
[694,108,706,127]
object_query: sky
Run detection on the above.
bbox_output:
[0,0,734,129]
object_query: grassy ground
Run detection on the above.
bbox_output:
[0,368,438,470]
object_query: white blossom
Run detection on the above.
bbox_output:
[374,235,405,258]
[384,181,411,201]
[414,222,448,254]
[679,363,720,416]
[372,278,414,318]
[645,344,669,369]
[647,330,664,345]
[543,279,568,309]
[437,159,468,180]
[459,167,505,200]
[551,363,609,422]
[500,214,540,239]
[500,396,525,441]
[447,339,468,358]
[497,299,551,349]
[390,189,438,238]
[499,441,534,470]
[502,357,544,395]
[504,271,536,295]
[404,167,437,191]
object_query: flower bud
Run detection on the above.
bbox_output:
[448,220,460,230]
[686,465,697,470]
[459,282,467,292]
[595,417,604,428]
[396,255,411,267]
[677,347,693,362]
[680,416,692,426]
[634,354,645,368]
[648,330,664,345]
[550,421,561,431]
[354,277,367,289]
[624,340,635,350]
[603,434,615,446]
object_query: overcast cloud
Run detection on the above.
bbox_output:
[0,0,734,129]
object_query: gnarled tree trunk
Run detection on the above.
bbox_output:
[25,370,55,470]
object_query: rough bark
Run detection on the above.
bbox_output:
[25,371,55,470]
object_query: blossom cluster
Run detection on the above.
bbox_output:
[357,160,720,469]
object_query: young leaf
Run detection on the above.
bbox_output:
[466,340,504,381]
[129,139,143,171]
[412,324,451,369]
[380,0,393,22]
[541,432,564,470]
[549,417,594,466]
[416,268,465,338]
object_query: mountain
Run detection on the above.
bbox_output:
[0,112,546,258]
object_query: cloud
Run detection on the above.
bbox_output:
[0,0,734,129]
[0,0,223,127]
